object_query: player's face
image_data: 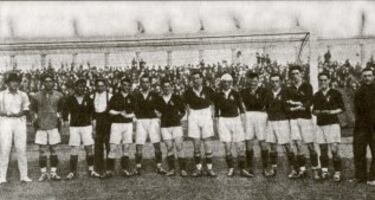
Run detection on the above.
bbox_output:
[192,74,203,88]
[290,70,302,83]
[318,75,330,90]
[140,77,150,91]
[162,82,173,95]
[270,76,281,90]
[121,81,131,93]
[43,77,54,91]
[96,81,106,93]
[221,80,232,91]
[75,84,85,96]
[8,81,20,91]
[362,70,374,85]
[248,77,258,90]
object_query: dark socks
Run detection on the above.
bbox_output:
[70,155,78,173]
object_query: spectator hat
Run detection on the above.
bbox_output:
[5,72,21,84]
[220,73,233,81]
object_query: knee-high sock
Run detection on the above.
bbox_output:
[178,157,187,171]
[70,155,78,173]
[107,158,115,171]
[261,150,269,169]
[225,154,234,169]
[39,155,47,171]
[287,152,297,170]
[246,150,254,170]
[333,155,342,172]
[167,155,175,170]
[121,156,130,171]
[320,152,329,169]
[310,152,319,168]
[238,155,246,170]
[269,152,278,167]
[297,155,306,169]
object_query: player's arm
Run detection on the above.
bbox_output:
[108,95,122,115]
[326,91,345,115]
[176,95,186,120]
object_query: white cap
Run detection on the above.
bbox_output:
[220,73,233,81]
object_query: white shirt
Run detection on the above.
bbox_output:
[93,91,112,113]
[162,93,172,104]
[0,89,30,115]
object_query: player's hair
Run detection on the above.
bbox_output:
[190,70,203,78]
[161,77,172,86]
[140,74,151,82]
[40,73,54,82]
[246,71,259,79]
[289,65,302,74]
[121,77,132,84]
[362,67,374,75]
[5,72,21,84]
[95,78,106,86]
[318,72,330,79]
[269,73,282,80]
[75,79,86,87]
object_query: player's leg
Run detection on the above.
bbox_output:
[236,141,253,177]
[135,120,147,175]
[259,140,269,175]
[331,142,342,182]
[244,115,255,175]
[290,119,307,178]
[38,145,49,181]
[191,138,203,177]
[82,126,100,178]
[121,143,132,176]
[14,120,31,182]
[49,145,61,180]
[224,142,234,176]
[0,119,12,184]
[282,143,298,177]
[203,139,216,177]
[306,142,320,180]
[319,143,329,179]
[256,113,269,175]
[104,143,119,178]
[174,136,187,177]
[150,119,166,175]
[67,146,80,180]
[165,138,176,176]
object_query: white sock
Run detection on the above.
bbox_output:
[196,163,202,170]
[322,168,329,173]
[156,163,162,168]
[300,166,306,172]
[41,167,47,173]
[136,164,142,168]
[51,167,57,173]
[88,166,94,171]
[207,164,213,170]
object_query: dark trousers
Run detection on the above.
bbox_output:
[353,125,375,181]
[94,113,111,174]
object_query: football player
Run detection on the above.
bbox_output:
[240,71,269,176]
[30,74,64,181]
[62,79,101,180]
[133,75,167,175]
[214,73,253,177]
[285,66,319,179]
[184,71,217,177]
[104,77,135,177]
[154,78,188,176]
[264,74,297,177]
[312,72,345,181]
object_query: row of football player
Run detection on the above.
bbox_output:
[21,65,349,184]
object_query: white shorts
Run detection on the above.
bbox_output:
[290,118,314,143]
[244,111,268,141]
[315,124,341,144]
[35,128,61,145]
[110,123,133,144]
[218,117,245,143]
[69,126,94,146]
[161,126,183,141]
[136,118,160,144]
[266,120,291,144]
[188,107,214,139]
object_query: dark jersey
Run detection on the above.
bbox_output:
[265,88,289,121]
[133,91,158,119]
[108,93,134,123]
[154,94,186,127]
[62,95,94,127]
[240,87,268,112]
[184,86,215,110]
[214,89,244,117]
[285,82,313,119]
[313,89,345,126]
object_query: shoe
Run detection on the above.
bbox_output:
[240,169,254,178]
[313,169,321,180]
[367,180,375,186]
[298,170,307,178]
[121,170,133,177]
[227,168,235,177]
[180,170,188,177]
[156,166,167,175]
[191,169,203,177]
[288,170,299,179]
[66,172,76,180]
[349,178,366,184]
[166,169,176,176]
[333,172,341,182]
[89,170,101,178]
[21,177,32,183]
[50,173,61,181]
[102,171,114,179]
[321,171,330,180]
[264,168,276,177]
[134,167,142,176]
[206,169,217,177]
[38,172,50,182]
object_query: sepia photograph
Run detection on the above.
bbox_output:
[0,1,375,199]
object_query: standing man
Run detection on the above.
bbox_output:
[312,72,345,182]
[30,74,64,181]
[353,68,375,185]
[133,75,167,175]
[184,71,217,177]
[240,71,269,176]
[265,74,297,177]
[285,66,319,179]
[0,73,32,184]
[104,77,135,177]
[155,78,188,177]
[214,73,252,177]
[92,79,112,176]
[62,79,101,180]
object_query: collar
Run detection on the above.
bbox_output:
[163,93,172,102]
[193,86,203,95]
[43,89,53,95]
[272,88,281,96]
[222,88,232,97]
[96,91,106,96]
[292,81,303,90]
[321,88,330,96]
[141,90,149,98]
[121,92,129,98]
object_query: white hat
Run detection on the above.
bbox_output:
[220,73,233,81]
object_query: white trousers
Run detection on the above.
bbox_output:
[0,117,28,181]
